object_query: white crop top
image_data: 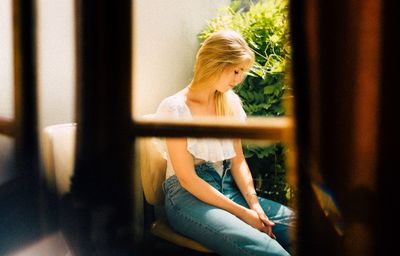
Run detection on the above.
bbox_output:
[152,91,247,179]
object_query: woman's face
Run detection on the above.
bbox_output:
[215,64,248,93]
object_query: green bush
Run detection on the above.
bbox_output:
[198,0,294,204]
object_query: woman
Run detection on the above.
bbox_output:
[154,30,296,256]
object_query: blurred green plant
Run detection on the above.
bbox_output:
[198,0,294,204]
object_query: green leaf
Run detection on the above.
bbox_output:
[229,0,241,12]
[264,86,274,95]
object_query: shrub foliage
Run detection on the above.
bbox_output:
[198,0,294,204]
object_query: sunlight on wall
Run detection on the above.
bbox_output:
[37,0,75,131]
[0,0,13,118]
[132,0,230,118]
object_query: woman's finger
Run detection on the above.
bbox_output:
[259,223,276,239]
[262,228,276,239]
[259,213,275,227]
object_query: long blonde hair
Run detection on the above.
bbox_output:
[189,30,255,117]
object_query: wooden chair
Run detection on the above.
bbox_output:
[42,122,212,253]
[42,123,77,197]
[138,136,212,253]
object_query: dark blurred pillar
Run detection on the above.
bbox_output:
[291,0,385,255]
[13,0,39,182]
[66,0,134,254]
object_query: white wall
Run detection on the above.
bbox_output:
[37,0,75,130]
[132,0,230,117]
[0,0,14,118]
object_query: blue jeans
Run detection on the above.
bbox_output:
[162,160,296,256]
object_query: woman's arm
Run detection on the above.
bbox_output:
[166,137,269,232]
[230,139,276,238]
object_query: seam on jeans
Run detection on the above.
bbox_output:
[221,160,234,193]
[172,206,257,256]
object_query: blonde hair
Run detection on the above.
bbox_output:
[189,30,255,117]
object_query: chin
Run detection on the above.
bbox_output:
[216,87,232,93]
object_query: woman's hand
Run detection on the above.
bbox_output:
[240,208,276,239]
[252,204,276,239]
[246,194,276,239]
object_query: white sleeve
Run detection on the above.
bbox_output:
[228,90,247,122]
[237,101,247,122]
[154,97,180,121]
[151,97,181,160]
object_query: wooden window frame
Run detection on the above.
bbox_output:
[0,0,39,181]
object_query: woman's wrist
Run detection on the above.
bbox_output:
[245,191,257,196]
[245,191,257,201]
[245,191,259,208]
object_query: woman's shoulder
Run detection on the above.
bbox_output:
[155,89,189,119]
[157,91,185,110]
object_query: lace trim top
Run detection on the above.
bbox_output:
[151,91,247,179]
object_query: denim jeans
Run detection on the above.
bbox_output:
[162,160,296,256]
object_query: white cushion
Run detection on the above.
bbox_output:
[42,123,76,196]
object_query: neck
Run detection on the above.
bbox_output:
[187,81,216,105]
